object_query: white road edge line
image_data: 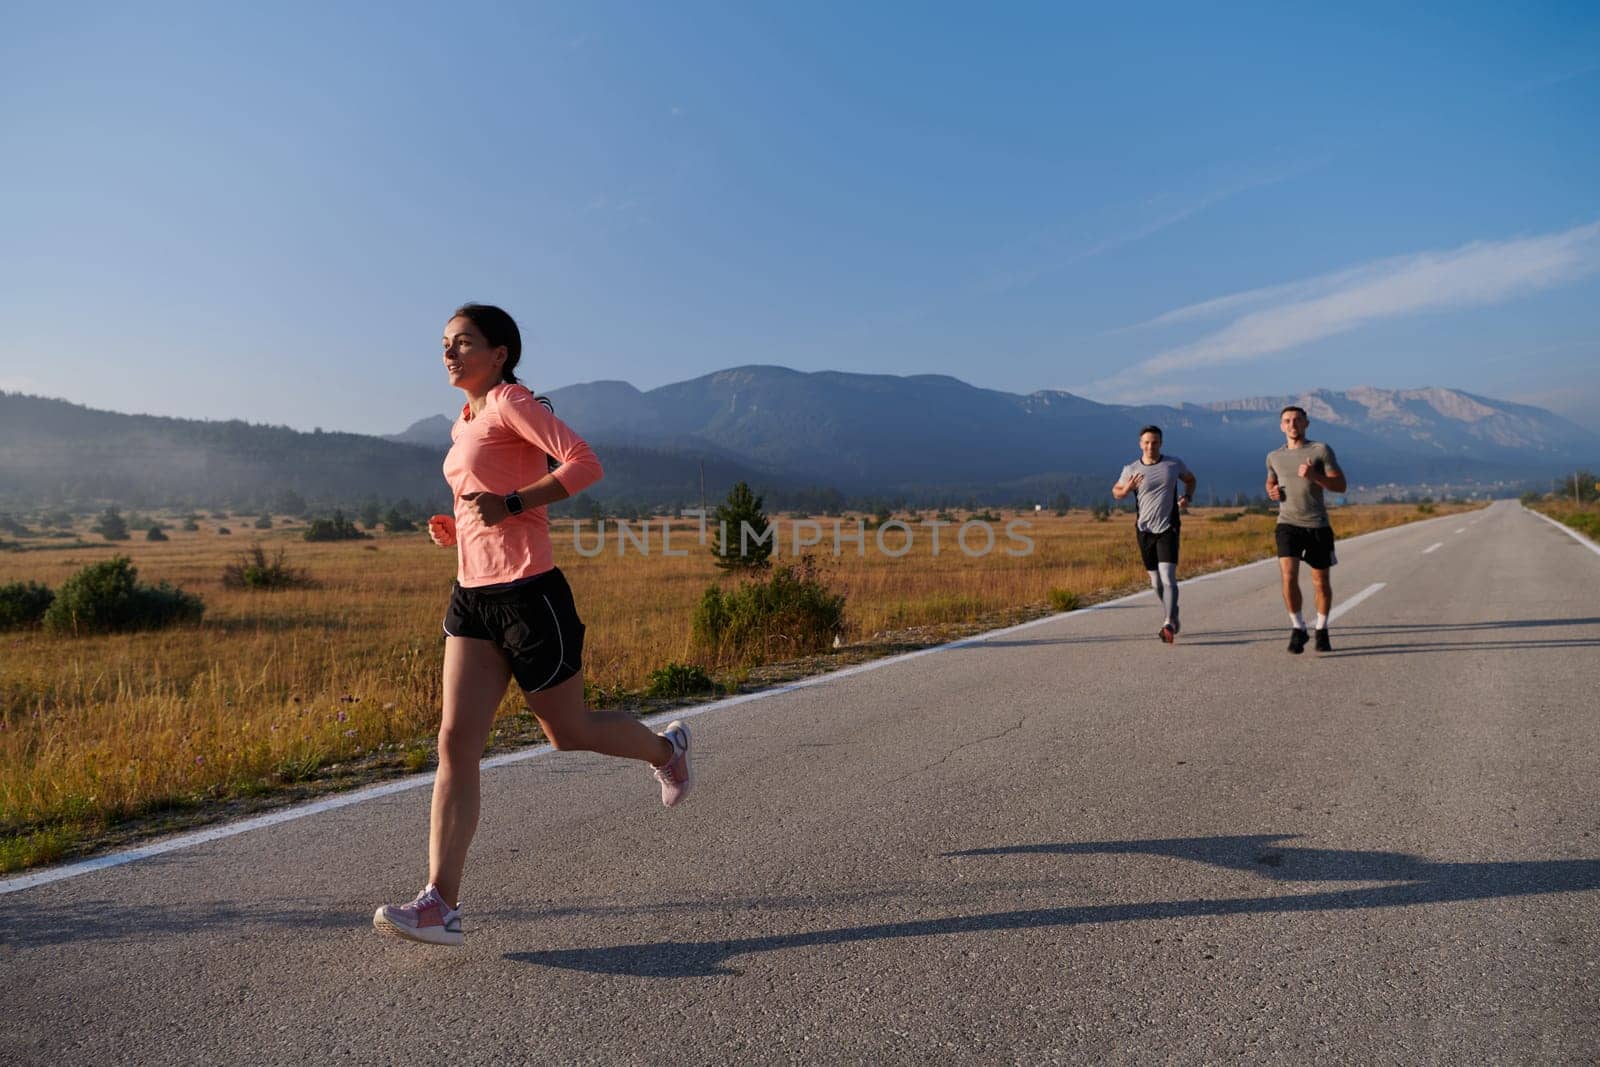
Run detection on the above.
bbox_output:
[0,509,1477,896]
[1422,542,1443,554]
[1524,505,1600,559]
[1327,582,1386,625]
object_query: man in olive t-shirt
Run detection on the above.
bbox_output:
[1265,405,1347,654]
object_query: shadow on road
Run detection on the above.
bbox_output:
[979,616,1600,654]
[2,898,356,949]
[504,834,1599,979]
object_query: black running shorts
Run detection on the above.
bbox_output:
[1275,523,1338,570]
[443,568,586,693]
[1137,525,1180,570]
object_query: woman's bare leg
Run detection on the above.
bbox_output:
[428,636,511,909]
[525,671,671,765]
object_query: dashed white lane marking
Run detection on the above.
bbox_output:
[1327,582,1386,624]
[1454,528,1466,534]
[1423,542,1444,554]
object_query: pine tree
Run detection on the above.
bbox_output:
[712,482,773,570]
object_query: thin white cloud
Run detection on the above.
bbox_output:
[976,159,1324,296]
[1091,220,1600,396]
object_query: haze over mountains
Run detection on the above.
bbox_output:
[392,368,1599,503]
[4,369,1595,513]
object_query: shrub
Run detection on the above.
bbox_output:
[1416,503,1436,515]
[1563,512,1600,540]
[1091,501,1111,522]
[972,509,1001,522]
[1048,588,1081,612]
[146,525,168,541]
[645,662,716,698]
[222,544,314,590]
[1210,511,1244,523]
[382,508,417,533]
[42,557,204,635]
[0,581,54,629]
[181,516,200,532]
[217,526,232,535]
[92,508,130,541]
[303,511,370,542]
[253,513,273,530]
[693,558,845,663]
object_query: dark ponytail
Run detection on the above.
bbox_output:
[451,303,522,385]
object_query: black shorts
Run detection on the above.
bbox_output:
[443,568,586,693]
[1137,525,1180,570]
[1275,524,1338,570]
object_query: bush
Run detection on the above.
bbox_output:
[217,526,232,535]
[222,544,314,590]
[693,558,845,663]
[92,508,130,541]
[253,513,273,530]
[181,516,200,532]
[42,557,204,635]
[146,525,168,541]
[303,511,370,542]
[0,581,54,629]
[1048,588,1081,612]
[1091,502,1111,522]
[1210,511,1243,523]
[382,508,417,533]
[1563,512,1600,540]
[1416,503,1436,515]
[645,662,716,698]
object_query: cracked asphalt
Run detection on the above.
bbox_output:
[3,501,1597,1064]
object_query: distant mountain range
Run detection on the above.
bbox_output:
[391,369,1599,502]
[3,371,1594,513]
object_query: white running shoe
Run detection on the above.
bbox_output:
[373,884,464,946]
[653,720,693,807]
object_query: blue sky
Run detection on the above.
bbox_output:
[4,2,1598,434]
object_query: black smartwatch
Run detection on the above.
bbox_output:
[503,491,525,516]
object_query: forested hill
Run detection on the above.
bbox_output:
[0,392,793,513]
[0,392,451,511]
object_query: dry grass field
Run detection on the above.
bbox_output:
[1530,497,1600,540]
[0,502,1483,870]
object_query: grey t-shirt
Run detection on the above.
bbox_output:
[1266,440,1340,528]
[1119,455,1191,534]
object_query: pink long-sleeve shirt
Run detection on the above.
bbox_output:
[443,383,603,587]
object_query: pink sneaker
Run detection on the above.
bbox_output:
[373,884,463,946]
[653,720,693,807]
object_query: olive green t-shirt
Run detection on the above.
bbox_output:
[1266,440,1340,528]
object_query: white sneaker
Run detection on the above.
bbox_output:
[653,720,693,807]
[373,884,464,946]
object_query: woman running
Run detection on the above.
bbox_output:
[374,303,692,946]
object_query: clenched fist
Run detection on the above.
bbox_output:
[427,513,457,547]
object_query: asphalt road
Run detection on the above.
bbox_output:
[4,501,1597,1065]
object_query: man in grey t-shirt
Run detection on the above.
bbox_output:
[1265,405,1347,654]
[1112,424,1196,644]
